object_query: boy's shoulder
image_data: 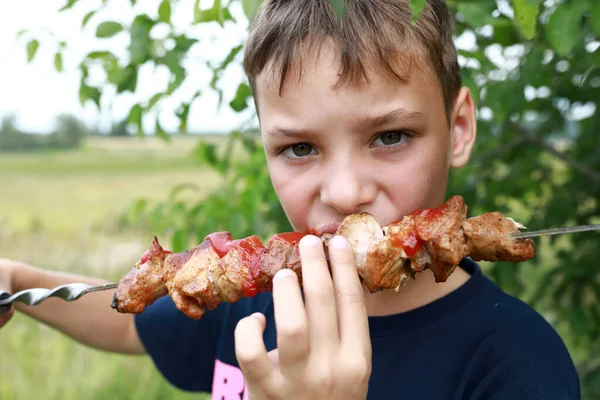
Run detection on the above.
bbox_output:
[365,258,580,399]
[447,259,581,399]
[442,258,575,363]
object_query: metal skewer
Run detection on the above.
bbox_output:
[0,283,118,314]
[0,224,597,314]
[511,224,600,239]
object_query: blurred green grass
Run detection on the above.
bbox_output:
[0,135,589,398]
[0,136,219,400]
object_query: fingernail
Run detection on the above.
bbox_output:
[251,312,264,320]
[330,235,348,249]
[274,269,296,282]
[300,235,320,248]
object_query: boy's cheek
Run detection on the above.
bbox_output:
[271,181,313,231]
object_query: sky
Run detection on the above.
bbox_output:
[3,1,592,135]
[0,0,253,134]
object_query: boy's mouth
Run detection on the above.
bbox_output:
[312,221,342,237]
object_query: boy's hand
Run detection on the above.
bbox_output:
[0,259,16,328]
[235,235,372,400]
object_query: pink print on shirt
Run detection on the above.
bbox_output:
[212,359,249,400]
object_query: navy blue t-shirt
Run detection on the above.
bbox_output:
[135,258,580,399]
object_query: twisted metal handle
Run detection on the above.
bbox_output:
[0,283,118,314]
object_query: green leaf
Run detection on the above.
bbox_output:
[172,228,188,253]
[58,0,79,12]
[78,83,101,107]
[127,103,143,134]
[168,183,201,202]
[158,0,172,23]
[155,120,170,142]
[16,29,28,39]
[241,0,262,21]
[174,35,198,53]
[106,63,138,93]
[512,0,542,40]
[194,141,219,168]
[581,65,600,87]
[490,17,521,47]
[408,0,426,23]
[176,102,191,132]
[455,1,496,26]
[229,83,253,112]
[482,77,524,124]
[461,69,479,106]
[330,0,347,20]
[82,11,95,28]
[54,52,63,72]
[129,15,155,64]
[96,21,123,38]
[219,44,243,68]
[194,2,234,25]
[492,262,523,296]
[166,63,186,94]
[193,0,202,22]
[591,2,600,36]
[26,39,39,62]
[147,92,165,110]
[545,1,586,57]
[214,0,224,26]
[85,50,115,60]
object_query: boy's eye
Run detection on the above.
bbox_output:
[372,130,411,147]
[282,143,316,158]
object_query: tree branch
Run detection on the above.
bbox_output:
[510,122,600,185]
[579,358,600,381]
[470,136,529,164]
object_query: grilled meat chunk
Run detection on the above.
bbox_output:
[463,212,535,262]
[112,196,535,319]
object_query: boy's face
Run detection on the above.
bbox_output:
[256,44,476,233]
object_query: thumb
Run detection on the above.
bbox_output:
[267,348,280,370]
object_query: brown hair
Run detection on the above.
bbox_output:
[243,0,462,122]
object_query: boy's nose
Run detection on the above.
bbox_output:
[320,162,376,215]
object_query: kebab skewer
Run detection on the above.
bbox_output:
[111,195,535,319]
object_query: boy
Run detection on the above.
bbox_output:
[0,0,580,398]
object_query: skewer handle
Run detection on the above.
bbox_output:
[0,283,118,314]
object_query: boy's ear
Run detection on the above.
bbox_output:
[449,87,477,169]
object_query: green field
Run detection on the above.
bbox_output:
[0,135,591,399]
[0,137,219,400]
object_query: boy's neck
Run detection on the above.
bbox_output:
[363,267,471,317]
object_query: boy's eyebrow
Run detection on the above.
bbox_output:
[266,108,425,139]
[267,126,312,139]
[357,108,425,129]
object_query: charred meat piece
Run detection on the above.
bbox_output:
[412,196,469,282]
[363,236,412,292]
[335,212,411,292]
[164,240,221,318]
[463,212,535,262]
[112,195,536,319]
[111,237,170,314]
[256,238,303,290]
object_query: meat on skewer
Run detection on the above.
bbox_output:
[111,195,535,319]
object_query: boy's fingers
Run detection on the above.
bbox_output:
[298,235,340,352]
[327,235,371,354]
[234,313,274,386]
[272,268,309,376]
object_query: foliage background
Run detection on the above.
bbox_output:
[2,0,599,398]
